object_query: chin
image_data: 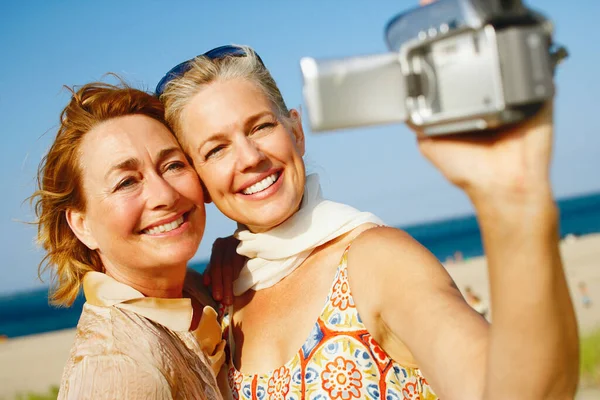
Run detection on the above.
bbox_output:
[161,242,201,265]
[157,253,196,268]
[244,209,297,232]
[266,214,293,229]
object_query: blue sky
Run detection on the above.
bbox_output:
[1,0,598,294]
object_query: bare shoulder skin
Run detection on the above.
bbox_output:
[347,226,488,398]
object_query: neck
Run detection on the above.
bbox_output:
[101,258,187,298]
[233,174,384,295]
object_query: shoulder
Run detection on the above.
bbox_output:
[72,304,115,350]
[346,226,457,304]
[348,226,440,272]
[71,305,137,358]
[78,303,170,358]
[351,225,415,245]
[343,226,473,349]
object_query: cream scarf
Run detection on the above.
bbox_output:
[233,173,384,295]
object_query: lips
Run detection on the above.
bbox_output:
[241,171,281,195]
[141,211,190,235]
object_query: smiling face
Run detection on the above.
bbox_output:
[179,78,306,232]
[69,115,206,275]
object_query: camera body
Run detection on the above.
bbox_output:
[300,0,567,135]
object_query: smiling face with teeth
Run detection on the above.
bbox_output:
[67,115,206,280]
[180,78,306,232]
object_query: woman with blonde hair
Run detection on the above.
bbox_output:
[156,38,579,399]
[32,81,225,399]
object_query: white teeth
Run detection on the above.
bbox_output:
[242,173,279,195]
[144,216,184,235]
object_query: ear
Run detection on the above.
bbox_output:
[288,109,305,157]
[201,181,213,204]
[66,208,99,250]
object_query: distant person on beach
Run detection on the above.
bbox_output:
[446,250,465,264]
[454,250,464,262]
[31,82,225,399]
[579,282,593,308]
[155,34,579,400]
[464,286,488,319]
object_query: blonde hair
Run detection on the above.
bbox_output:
[31,81,167,306]
[160,45,291,142]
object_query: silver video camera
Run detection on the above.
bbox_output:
[300,0,568,136]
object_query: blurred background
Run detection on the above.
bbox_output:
[0,0,598,398]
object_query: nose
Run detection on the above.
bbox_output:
[235,136,265,172]
[145,172,180,210]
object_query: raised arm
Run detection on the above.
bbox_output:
[417,100,578,398]
[408,1,579,395]
[349,101,578,399]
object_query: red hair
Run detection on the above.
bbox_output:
[31,81,167,306]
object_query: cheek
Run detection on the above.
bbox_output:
[91,198,141,241]
[175,172,206,204]
[190,207,207,238]
[196,163,232,197]
[265,131,302,162]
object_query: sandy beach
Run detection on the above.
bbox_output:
[1,234,599,399]
[446,233,600,334]
[0,328,74,399]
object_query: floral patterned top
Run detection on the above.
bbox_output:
[225,248,439,400]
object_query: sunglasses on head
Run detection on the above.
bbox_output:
[155,45,264,96]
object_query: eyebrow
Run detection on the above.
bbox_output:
[104,158,140,181]
[244,111,276,129]
[197,111,276,153]
[156,147,184,163]
[104,147,183,181]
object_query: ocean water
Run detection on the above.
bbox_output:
[405,191,600,262]
[2,191,599,339]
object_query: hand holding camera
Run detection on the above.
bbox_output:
[411,0,557,205]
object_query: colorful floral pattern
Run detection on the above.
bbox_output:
[226,250,439,399]
[322,357,362,399]
[402,382,419,400]
[365,334,389,365]
[330,268,353,311]
[267,366,291,399]
[228,367,243,400]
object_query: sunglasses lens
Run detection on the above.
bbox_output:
[156,45,263,96]
[203,45,248,59]
[156,61,191,95]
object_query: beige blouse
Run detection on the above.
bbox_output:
[58,270,224,400]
